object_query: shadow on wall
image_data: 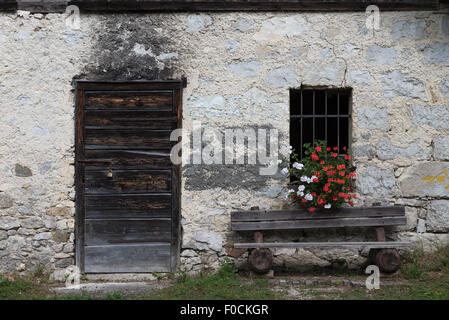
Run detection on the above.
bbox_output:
[74,14,185,81]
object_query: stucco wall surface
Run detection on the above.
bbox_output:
[0,8,448,276]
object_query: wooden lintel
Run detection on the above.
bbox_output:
[8,0,441,13]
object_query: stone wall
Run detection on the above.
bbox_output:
[0,7,448,276]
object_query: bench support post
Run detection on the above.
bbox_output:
[370,227,401,273]
[247,207,273,274]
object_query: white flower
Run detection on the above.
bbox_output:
[277,159,283,164]
[311,175,317,180]
[305,193,313,201]
[297,191,304,197]
[292,162,304,170]
[281,168,289,175]
[300,176,308,182]
[297,185,305,192]
[287,189,295,194]
[324,204,331,209]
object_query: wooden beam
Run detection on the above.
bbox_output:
[232,216,407,231]
[10,0,439,13]
[17,1,68,13]
[69,0,440,12]
[231,206,405,222]
[234,241,413,249]
[0,0,16,11]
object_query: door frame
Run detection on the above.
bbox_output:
[74,80,185,273]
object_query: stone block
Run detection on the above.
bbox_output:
[356,165,395,196]
[398,162,449,198]
[0,194,14,209]
[381,71,427,100]
[391,20,425,41]
[265,67,299,87]
[409,105,449,129]
[366,45,397,65]
[15,164,32,177]
[357,107,389,131]
[426,200,449,232]
[434,135,449,160]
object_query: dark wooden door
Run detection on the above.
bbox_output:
[75,81,182,273]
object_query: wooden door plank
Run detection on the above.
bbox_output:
[83,149,173,170]
[85,219,172,245]
[84,243,171,273]
[85,194,172,219]
[85,91,173,110]
[84,128,174,149]
[84,169,171,194]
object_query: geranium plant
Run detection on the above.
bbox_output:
[280,140,356,212]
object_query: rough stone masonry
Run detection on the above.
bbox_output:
[0,6,449,278]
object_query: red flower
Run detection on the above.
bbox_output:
[322,166,329,171]
[349,201,354,207]
[320,161,325,165]
[326,147,331,151]
[337,164,346,170]
[343,146,347,151]
[311,153,319,161]
[331,153,338,158]
[307,207,315,213]
[344,155,351,160]
[302,199,307,203]
[333,146,338,151]
[315,146,322,152]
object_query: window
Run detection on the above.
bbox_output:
[290,88,352,159]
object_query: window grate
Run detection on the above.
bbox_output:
[290,88,352,160]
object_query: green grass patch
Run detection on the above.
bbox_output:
[0,276,93,300]
[149,260,279,300]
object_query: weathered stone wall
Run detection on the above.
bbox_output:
[0,8,448,276]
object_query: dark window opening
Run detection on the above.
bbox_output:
[290,88,352,160]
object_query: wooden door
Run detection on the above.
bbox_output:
[75,81,182,273]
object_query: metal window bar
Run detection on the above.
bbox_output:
[290,88,351,160]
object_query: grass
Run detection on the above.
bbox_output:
[0,276,94,300]
[307,246,449,300]
[149,259,279,300]
[2,248,449,300]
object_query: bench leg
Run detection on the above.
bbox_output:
[375,249,401,273]
[370,227,400,273]
[248,231,273,274]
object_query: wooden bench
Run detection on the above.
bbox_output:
[231,206,412,274]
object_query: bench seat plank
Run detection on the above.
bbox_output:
[234,241,412,249]
[232,216,406,231]
[231,206,405,222]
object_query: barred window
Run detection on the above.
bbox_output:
[290,88,352,159]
